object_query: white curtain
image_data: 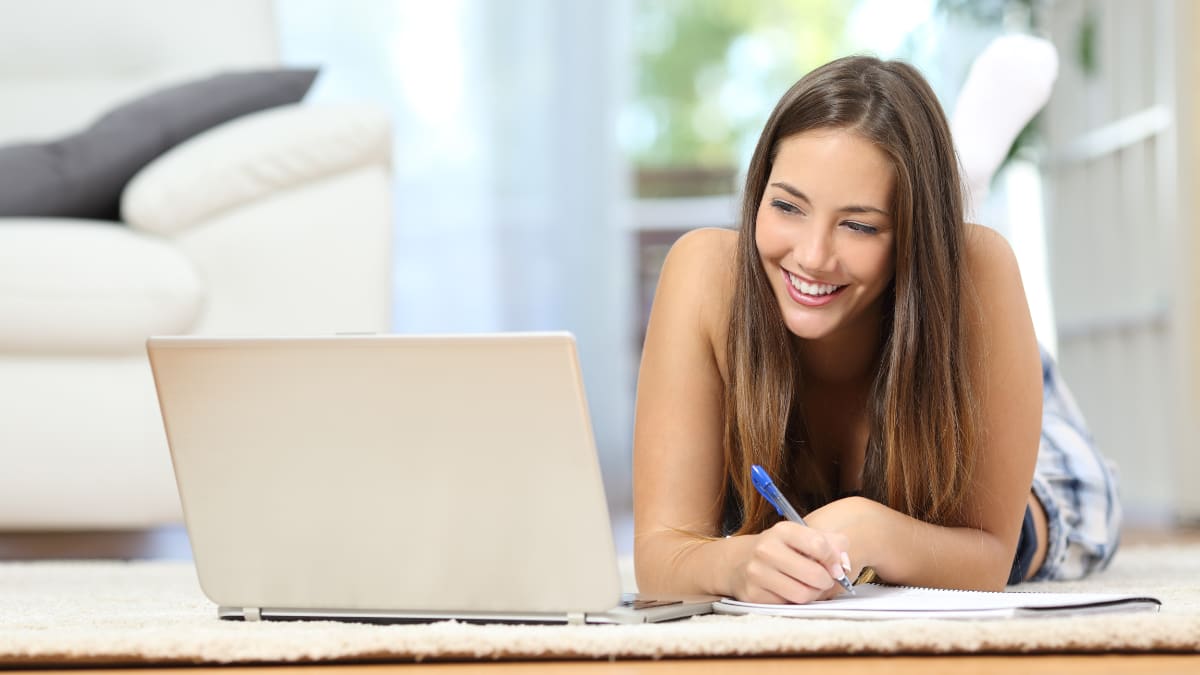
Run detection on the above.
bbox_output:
[276,0,636,507]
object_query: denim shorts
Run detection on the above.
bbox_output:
[1022,346,1122,582]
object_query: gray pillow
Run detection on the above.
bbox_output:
[0,68,318,222]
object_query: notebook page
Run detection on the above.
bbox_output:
[713,583,1160,620]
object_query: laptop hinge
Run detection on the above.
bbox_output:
[244,607,262,622]
[566,612,585,625]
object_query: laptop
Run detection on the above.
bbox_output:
[146,332,714,624]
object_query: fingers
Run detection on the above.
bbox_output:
[758,532,839,591]
[738,523,854,604]
[738,580,792,605]
[776,522,851,583]
[740,562,823,604]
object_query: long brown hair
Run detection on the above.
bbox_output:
[722,55,979,534]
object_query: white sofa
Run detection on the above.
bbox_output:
[0,1,392,529]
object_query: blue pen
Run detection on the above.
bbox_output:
[751,464,856,595]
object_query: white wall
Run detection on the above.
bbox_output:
[1042,0,1197,525]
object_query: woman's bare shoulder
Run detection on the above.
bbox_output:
[663,227,738,274]
[659,227,738,333]
[961,223,1038,357]
[963,223,1023,292]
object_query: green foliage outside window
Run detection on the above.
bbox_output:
[629,0,854,196]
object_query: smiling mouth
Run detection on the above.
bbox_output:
[783,269,846,297]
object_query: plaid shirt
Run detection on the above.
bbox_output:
[1028,346,1122,581]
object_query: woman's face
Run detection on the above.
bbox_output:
[755,128,897,343]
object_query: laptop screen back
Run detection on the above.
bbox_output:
[148,333,622,615]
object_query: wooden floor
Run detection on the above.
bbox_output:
[0,525,194,560]
[12,655,1200,675]
[3,524,1197,674]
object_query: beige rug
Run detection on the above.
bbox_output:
[1,545,1198,666]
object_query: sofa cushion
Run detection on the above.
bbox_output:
[0,69,317,222]
[0,219,202,354]
[123,104,391,235]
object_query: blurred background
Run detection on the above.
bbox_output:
[1,0,1196,556]
[277,0,1196,530]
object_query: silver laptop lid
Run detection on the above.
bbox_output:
[147,332,622,616]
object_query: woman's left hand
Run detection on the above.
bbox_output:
[802,496,881,598]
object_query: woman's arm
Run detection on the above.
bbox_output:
[633,228,737,595]
[633,228,849,601]
[806,226,1044,591]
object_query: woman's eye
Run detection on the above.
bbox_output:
[845,221,879,235]
[771,199,801,214]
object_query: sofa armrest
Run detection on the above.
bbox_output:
[121,103,390,235]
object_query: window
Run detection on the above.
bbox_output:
[627,0,863,347]
[625,0,858,199]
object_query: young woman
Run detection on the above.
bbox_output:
[632,55,1120,604]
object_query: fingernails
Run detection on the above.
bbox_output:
[841,552,852,573]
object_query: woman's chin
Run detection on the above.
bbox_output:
[782,315,837,341]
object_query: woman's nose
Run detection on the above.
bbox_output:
[792,223,835,273]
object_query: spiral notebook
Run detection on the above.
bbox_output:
[713,583,1161,620]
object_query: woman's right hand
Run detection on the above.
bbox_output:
[728,521,852,604]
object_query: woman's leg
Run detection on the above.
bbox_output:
[1026,346,1121,581]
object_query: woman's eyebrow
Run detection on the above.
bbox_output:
[770,181,812,204]
[769,181,891,218]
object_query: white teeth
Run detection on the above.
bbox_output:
[787,271,840,296]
